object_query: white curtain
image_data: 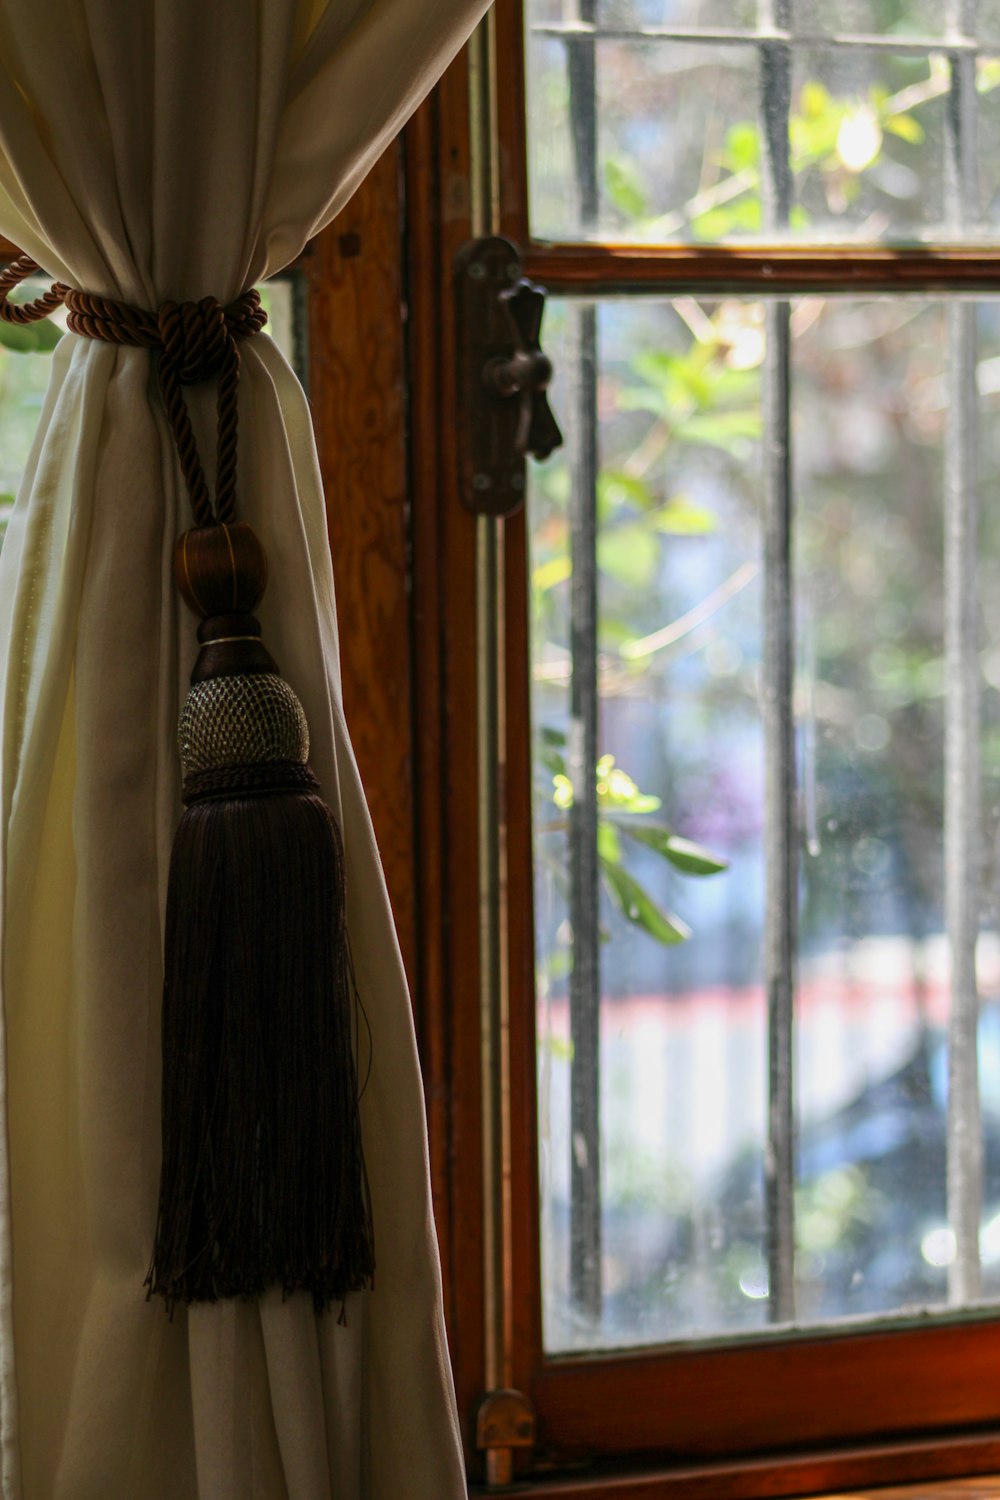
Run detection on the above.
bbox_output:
[0,3,488,1496]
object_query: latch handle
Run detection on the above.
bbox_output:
[455,237,563,517]
[486,282,561,461]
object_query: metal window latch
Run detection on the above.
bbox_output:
[475,1387,537,1488]
[455,236,563,518]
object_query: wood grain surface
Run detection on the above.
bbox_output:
[304,150,417,991]
[472,1474,1000,1500]
[826,1477,1000,1497]
[467,1445,1000,1500]
[523,243,1000,295]
[405,55,491,1473]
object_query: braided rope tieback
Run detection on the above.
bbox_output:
[0,254,267,526]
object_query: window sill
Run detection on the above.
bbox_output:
[821,1481,1000,1498]
[470,1435,1000,1500]
[474,1475,1000,1500]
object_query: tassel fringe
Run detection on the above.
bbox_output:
[147,778,375,1313]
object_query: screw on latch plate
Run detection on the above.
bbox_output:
[455,236,563,518]
[475,1387,536,1489]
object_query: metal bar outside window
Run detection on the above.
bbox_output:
[944,0,982,1306]
[531,24,980,56]
[758,0,796,1328]
[565,0,602,1324]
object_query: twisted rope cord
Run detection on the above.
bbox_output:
[0,255,266,527]
[0,254,69,322]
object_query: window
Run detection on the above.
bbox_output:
[402,1,1000,1493]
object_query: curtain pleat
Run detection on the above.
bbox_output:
[0,3,487,1495]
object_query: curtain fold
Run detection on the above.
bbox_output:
[0,3,487,1495]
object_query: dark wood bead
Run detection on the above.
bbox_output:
[174,523,269,618]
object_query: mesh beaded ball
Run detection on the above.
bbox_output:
[178,672,310,777]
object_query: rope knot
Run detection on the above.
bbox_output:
[0,258,267,527]
[158,297,230,386]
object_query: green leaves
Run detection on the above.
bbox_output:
[648,496,717,535]
[672,408,761,457]
[721,121,759,173]
[599,809,727,946]
[0,319,62,354]
[538,724,567,777]
[532,553,571,594]
[604,156,648,222]
[617,822,729,876]
[629,347,715,410]
[596,754,660,814]
[537,739,729,948]
[620,328,760,443]
[597,522,660,589]
[884,111,924,145]
[597,468,654,520]
[692,196,761,241]
[600,859,691,946]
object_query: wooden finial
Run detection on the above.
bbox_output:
[173,522,268,618]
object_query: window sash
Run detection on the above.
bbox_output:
[533,0,994,1340]
[403,0,1000,1484]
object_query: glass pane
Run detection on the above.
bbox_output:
[788,49,947,240]
[530,294,1000,1352]
[796,1,956,33]
[610,0,756,26]
[527,42,759,243]
[793,299,947,1320]
[525,8,998,244]
[258,276,305,384]
[0,279,66,548]
[533,299,768,1348]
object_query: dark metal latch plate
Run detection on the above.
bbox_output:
[455,235,562,518]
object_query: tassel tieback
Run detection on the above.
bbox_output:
[0,256,375,1313]
[154,587,373,1312]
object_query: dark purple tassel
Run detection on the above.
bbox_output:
[147,523,374,1313]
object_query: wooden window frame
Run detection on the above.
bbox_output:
[396,5,1000,1497]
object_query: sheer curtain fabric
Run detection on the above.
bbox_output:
[0,2,487,1496]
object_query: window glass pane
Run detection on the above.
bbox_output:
[525,8,997,245]
[0,281,65,548]
[977,57,1000,231]
[533,299,768,1348]
[796,1,957,33]
[257,277,306,386]
[788,49,946,240]
[599,0,757,25]
[794,299,947,1320]
[530,293,1000,1352]
[527,43,759,243]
